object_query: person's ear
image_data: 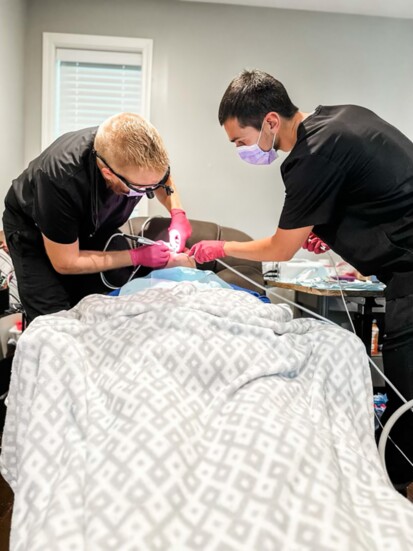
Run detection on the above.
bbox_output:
[265,112,280,132]
[100,166,113,180]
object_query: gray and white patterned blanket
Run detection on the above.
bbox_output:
[1,283,413,550]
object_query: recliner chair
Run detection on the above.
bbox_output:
[119,216,264,292]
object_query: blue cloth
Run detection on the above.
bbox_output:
[108,268,270,303]
[229,284,270,303]
[108,267,232,297]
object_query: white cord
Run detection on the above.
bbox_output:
[378,400,413,483]
[100,216,168,290]
[323,253,410,404]
[100,232,142,290]
[327,252,356,334]
[324,254,413,473]
[100,222,413,476]
[218,260,335,325]
[217,258,409,405]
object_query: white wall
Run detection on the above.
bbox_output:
[20,0,413,239]
[0,0,26,205]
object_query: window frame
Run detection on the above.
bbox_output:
[41,32,153,151]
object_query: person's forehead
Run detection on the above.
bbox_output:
[128,165,163,177]
[224,118,257,142]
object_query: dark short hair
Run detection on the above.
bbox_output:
[218,69,298,129]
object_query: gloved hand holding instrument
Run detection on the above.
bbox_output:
[168,209,192,253]
[129,239,170,268]
[189,240,226,264]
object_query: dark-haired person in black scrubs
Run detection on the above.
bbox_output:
[190,69,413,494]
[3,113,192,324]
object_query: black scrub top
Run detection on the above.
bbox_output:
[4,127,140,246]
[279,105,413,299]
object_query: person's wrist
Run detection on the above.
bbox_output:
[129,248,141,267]
[218,241,226,258]
[171,208,185,216]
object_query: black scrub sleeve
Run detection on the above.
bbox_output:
[279,154,346,230]
[34,171,81,244]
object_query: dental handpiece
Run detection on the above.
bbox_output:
[122,232,179,251]
[122,233,159,246]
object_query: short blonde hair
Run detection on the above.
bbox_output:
[94,113,169,172]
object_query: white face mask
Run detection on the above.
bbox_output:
[125,188,146,197]
[237,120,278,165]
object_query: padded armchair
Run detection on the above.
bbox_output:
[119,216,264,292]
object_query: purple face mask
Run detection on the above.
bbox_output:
[237,122,278,165]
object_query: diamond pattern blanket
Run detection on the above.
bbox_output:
[1,283,413,550]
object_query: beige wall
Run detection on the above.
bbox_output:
[0,0,26,208]
[7,0,413,239]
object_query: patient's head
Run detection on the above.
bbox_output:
[166,253,196,269]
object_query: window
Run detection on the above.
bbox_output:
[55,49,143,138]
[42,32,153,215]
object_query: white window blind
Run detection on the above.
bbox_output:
[55,48,143,138]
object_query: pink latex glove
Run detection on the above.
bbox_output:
[189,240,226,264]
[302,232,330,254]
[129,241,170,268]
[168,209,192,253]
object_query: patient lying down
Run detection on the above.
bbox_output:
[119,260,232,296]
[3,270,413,550]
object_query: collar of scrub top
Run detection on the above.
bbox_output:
[93,149,173,198]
